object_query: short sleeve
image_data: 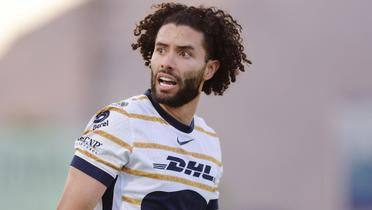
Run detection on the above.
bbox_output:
[71,105,133,187]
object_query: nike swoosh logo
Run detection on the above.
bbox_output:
[177,137,194,145]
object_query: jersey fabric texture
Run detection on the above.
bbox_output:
[71,90,223,210]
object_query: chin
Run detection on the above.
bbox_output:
[156,84,179,94]
[156,89,176,99]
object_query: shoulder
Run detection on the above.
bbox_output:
[84,94,151,132]
[193,115,219,139]
[193,115,222,163]
[108,94,152,114]
[94,94,150,118]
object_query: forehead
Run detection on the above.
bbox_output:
[155,24,205,50]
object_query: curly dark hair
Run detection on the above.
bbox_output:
[132,2,252,95]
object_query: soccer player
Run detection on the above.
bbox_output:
[57,2,251,210]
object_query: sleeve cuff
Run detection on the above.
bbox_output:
[70,155,115,187]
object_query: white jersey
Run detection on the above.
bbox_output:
[71,90,223,210]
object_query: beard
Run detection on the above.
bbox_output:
[151,66,205,108]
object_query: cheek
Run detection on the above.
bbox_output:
[150,58,160,73]
[180,58,202,70]
[150,55,157,67]
[150,51,162,64]
[182,61,205,75]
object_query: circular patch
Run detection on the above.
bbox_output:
[93,110,110,123]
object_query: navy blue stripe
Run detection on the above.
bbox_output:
[102,176,117,210]
[141,190,207,210]
[144,89,194,133]
[207,199,219,210]
[70,155,114,187]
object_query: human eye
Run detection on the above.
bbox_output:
[155,46,166,54]
[179,50,192,58]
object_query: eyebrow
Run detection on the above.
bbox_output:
[155,42,195,51]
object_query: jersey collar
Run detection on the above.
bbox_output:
[145,89,194,133]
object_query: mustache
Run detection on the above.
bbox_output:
[155,68,180,82]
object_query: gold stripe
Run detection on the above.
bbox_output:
[76,148,121,171]
[130,113,168,124]
[83,130,133,152]
[94,106,218,137]
[122,167,218,192]
[132,95,149,101]
[94,106,111,115]
[195,126,218,137]
[133,142,222,167]
[100,106,168,125]
[122,195,141,206]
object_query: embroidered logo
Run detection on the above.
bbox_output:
[177,137,194,145]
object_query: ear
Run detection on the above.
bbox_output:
[204,60,220,81]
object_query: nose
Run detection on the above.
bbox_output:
[160,53,175,71]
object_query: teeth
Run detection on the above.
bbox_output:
[160,82,174,87]
[160,76,175,82]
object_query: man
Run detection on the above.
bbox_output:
[57,2,251,210]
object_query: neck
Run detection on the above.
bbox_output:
[159,94,200,126]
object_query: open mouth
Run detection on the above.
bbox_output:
[158,76,177,87]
